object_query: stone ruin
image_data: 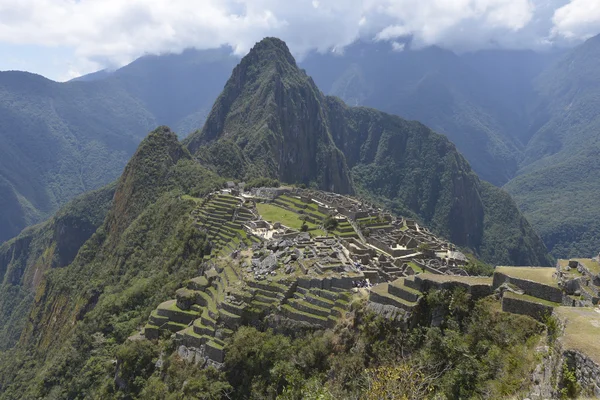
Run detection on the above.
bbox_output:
[141,187,475,367]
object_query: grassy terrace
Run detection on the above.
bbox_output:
[256,203,326,236]
[419,273,493,285]
[555,307,600,364]
[572,258,600,275]
[407,261,424,274]
[504,291,560,307]
[495,266,558,287]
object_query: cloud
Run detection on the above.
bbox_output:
[552,0,600,40]
[0,0,597,80]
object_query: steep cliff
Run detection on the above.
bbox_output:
[0,184,115,349]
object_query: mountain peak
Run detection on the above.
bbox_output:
[247,37,296,66]
[186,37,354,193]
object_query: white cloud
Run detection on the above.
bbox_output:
[552,0,600,40]
[0,0,596,80]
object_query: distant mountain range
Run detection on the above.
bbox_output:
[2,34,600,260]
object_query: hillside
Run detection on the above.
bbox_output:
[0,184,116,350]
[187,38,550,267]
[504,34,600,259]
[0,126,549,399]
[0,72,157,243]
[302,43,555,186]
[0,127,223,398]
[0,49,237,245]
[91,47,239,135]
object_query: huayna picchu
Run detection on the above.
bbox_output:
[0,37,594,399]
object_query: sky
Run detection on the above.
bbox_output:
[0,0,599,81]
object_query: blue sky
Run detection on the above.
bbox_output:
[0,0,598,82]
[0,43,79,81]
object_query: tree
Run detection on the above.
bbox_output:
[323,216,339,233]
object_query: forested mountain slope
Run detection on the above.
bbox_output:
[0,72,157,243]
[86,47,239,135]
[0,127,223,398]
[504,34,600,258]
[0,49,237,244]
[301,43,555,187]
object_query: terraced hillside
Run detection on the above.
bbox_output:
[137,186,489,364]
[190,193,261,258]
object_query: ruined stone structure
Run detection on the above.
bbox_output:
[141,188,476,366]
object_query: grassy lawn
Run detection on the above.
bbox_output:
[495,266,558,287]
[555,307,600,364]
[572,258,600,275]
[257,203,325,236]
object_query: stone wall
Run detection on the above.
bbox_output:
[564,350,600,398]
[501,295,553,321]
[297,275,356,290]
[493,273,563,303]
[414,275,492,299]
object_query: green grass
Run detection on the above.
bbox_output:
[281,304,328,322]
[407,262,424,274]
[572,258,600,275]
[495,267,558,287]
[256,203,324,237]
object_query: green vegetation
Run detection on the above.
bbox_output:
[0,127,223,399]
[245,177,280,190]
[503,292,561,307]
[0,72,157,244]
[502,35,600,260]
[560,362,581,399]
[322,215,339,233]
[36,291,542,399]
[572,258,600,275]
